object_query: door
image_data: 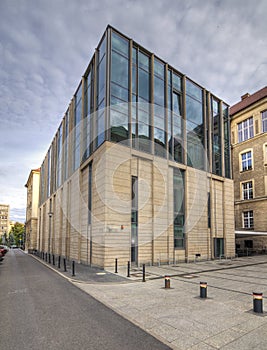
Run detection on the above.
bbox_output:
[214,238,224,258]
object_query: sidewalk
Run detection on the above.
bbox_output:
[31,253,267,349]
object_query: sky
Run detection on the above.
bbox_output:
[0,0,266,222]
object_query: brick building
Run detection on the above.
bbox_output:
[37,26,235,268]
[0,204,9,243]
[230,86,267,253]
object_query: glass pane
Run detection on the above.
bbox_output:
[138,69,150,101]
[154,75,165,106]
[111,51,128,89]
[186,95,203,126]
[173,92,182,116]
[173,73,181,91]
[186,79,202,101]
[139,51,149,71]
[112,32,128,57]
[154,59,164,78]
[111,83,128,101]
[99,35,106,61]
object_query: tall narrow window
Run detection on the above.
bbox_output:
[110,31,129,143]
[57,123,63,188]
[173,168,185,249]
[153,58,166,157]
[223,103,231,178]
[88,163,92,225]
[242,181,253,200]
[131,176,138,263]
[83,68,93,161]
[211,97,222,176]
[238,117,254,142]
[74,83,82,171]
[262,110,267,133]
[186,79,204,170]
[64,110,69,181]
[96,35,106,148]
[243,211,253,228]
[47,148,51,198]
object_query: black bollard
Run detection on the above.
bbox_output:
[58,255,61,269]
[48,253,51,264]
[127,261,130,277]
[63,258,67,272]
[200,282,207,298]
[72,261,75,277]
[165,275,170,289]
[253,292,263,313]
[52,254,55,266]
[45,252,47,262]
[115,258,118,273]
[142,264,146,282]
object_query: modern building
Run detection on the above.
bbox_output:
[37,25,235,268]
[0,204,10,243]
[230,86,267,253]
[25,168,40,251]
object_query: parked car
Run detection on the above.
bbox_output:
[0,247,7,257]
[0,251,4,261]
[11,245,18,249]
[0,245,8,255]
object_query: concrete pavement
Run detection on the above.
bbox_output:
[31,252,267,349]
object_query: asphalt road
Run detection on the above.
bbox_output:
[0,249,171,350]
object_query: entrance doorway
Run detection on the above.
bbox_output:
[214,238,224,258]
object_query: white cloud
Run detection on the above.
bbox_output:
[0,0,266,221]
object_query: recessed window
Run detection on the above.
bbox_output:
[241,151,252,171]
[262,110,267,133]
[243,211,254,228]
[238,117,254,142]
[242,181,253,200]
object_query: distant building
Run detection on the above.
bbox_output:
[37,26,235,268]
[230,86,267,253]
[25,168,40,251]
[0,204,10,243]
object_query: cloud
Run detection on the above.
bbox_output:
[0,0,267,222]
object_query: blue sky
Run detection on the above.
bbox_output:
[0,0,266,222]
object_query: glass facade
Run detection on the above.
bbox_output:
[39,26,231,205]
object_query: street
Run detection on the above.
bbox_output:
[0,249,171,350]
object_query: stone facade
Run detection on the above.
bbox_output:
[25,169,40,250]
[0,204,9,242]
[39,141,235,268]
[230,87,267,252]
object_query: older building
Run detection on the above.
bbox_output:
[37,25,235,268]
[230,86,267,253]
[0,204,9,243]
[25,168,40,251]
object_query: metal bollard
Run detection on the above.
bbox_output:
[63,258,67,272]
[200,282,207,298]
[127,261,130,277]
[165,275,170,289]
[115,258,118,273]
[253,292,263,313]
[58,255,61,269]
[45,252,47,262]
[52,254,55,266]
[142,264,146,282]
[48,253,51,264]
[72,261,75,276]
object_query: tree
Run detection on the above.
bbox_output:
[9,222,25,247]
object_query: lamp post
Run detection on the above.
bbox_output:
[48,211,53,253]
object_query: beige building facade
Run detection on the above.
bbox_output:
[25,168,40,251]
[230,86,267,253]
[0,204,9,243]
[37,26,235,268]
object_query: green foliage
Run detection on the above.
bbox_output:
[9,222,25,246]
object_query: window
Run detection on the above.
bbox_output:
[243,211,254,228]
[173,169,185,249]
[264,144,267,164]
[242,181,253,200]
[238,117,254,142]
[262,110,267,132]
[241,151,252,171]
